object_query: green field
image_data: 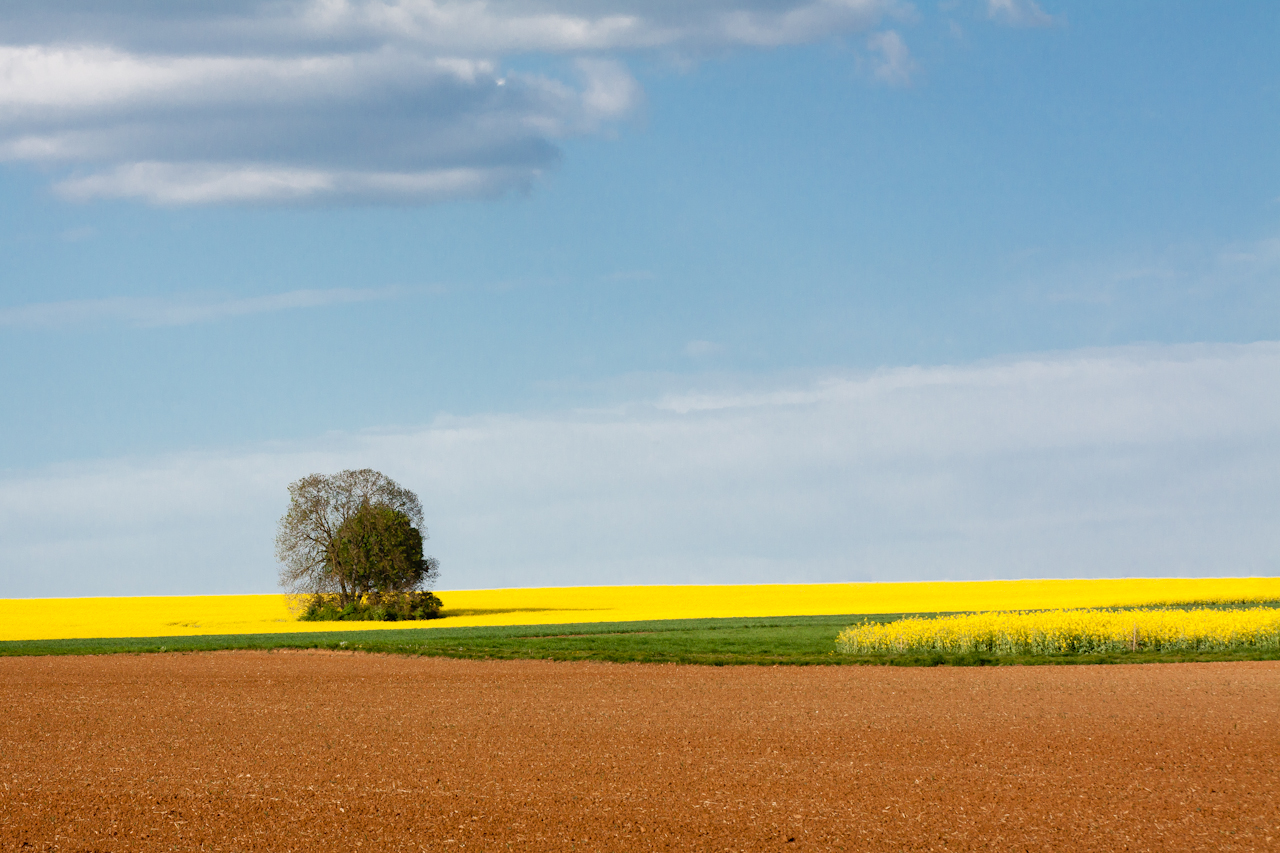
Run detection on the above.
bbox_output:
[4,608,1279,665]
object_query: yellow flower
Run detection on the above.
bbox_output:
[835,607,1280,655]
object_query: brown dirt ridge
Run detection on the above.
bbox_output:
[1,653,1277,852]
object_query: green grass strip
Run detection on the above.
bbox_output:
[3,608,1279,665]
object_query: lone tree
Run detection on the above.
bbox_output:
[275,469,441,619]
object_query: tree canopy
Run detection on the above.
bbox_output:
[330,502,437,600]
[275,469,439,615]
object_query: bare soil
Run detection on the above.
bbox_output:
[1,652,1277,852]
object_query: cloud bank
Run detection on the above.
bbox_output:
[3,341,1277,597]
[0,0,897,205]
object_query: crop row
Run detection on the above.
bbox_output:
[835,607,1280,655]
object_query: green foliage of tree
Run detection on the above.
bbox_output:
[329,502,440,606]
[275,469,441,620]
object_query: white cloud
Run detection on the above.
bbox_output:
[713,0,890,47]
[0,0,895,205]
[575,58,643,122]
[987,0,1057,28]
[3,342,1278,597]
[0,46,371,112]
[0,42,621,204]
[866,30,915,86]
[0,286,404,329]
[290,0,653,53]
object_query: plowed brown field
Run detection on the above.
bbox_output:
[1,653,1277,852]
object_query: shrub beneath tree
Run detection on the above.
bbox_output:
[299,590,443,622]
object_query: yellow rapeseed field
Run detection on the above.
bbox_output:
[835,607,1280,655]
[1,576,1277,642]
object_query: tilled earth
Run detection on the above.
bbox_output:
[1,653,1277,852]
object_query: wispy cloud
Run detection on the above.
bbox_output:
[866,30,916,86]
[987,0,1059,28]
[1219,233,1280,273]
[684,340,724,357]
[0,286,405,329]
[3,341,1278,597]
[54,163,534,206]
[0,0,897,206]
[1020,228,1280,310]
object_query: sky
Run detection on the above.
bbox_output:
[2,0,1278,597]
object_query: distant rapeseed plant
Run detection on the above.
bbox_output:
[4,577,1278,643]
[835,607,1280,655]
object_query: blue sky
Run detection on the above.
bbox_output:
[2,1,1278,596]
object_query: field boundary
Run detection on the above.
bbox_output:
[4,609,1280,666]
